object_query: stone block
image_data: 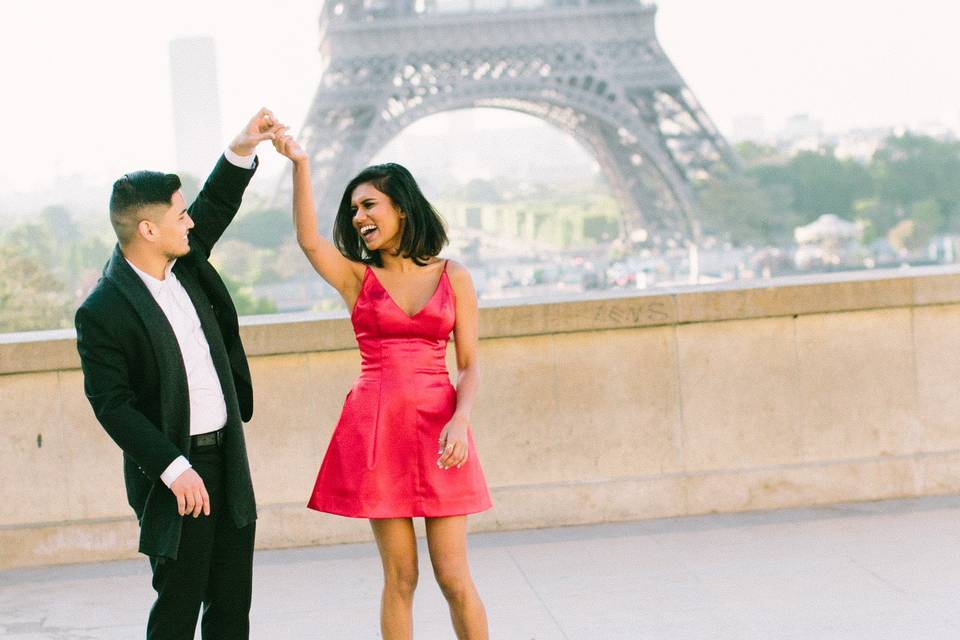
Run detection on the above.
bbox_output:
[677,317,802,472]
[795,309,920,461]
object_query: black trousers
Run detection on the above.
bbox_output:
[146,446,256,640]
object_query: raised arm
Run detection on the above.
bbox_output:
[188,108,279,257]
[273,131,365,300]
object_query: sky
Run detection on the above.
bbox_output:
[0,0,957,193]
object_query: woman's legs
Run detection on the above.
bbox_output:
[370,518,419,640]
[425,516,488,640]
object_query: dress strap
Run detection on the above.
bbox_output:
[442,259,449,274]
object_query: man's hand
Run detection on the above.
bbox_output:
[228,107,281,157]
[169,468,211,518]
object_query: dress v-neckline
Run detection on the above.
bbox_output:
[366,262,447,319]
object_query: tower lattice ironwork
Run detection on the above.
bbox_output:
[290,0,740,238]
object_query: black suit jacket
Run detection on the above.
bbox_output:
[75,155,258,559]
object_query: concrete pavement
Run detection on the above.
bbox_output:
[2,496,960,639]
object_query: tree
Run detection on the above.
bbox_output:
[4,222,57,268]
[910,198,945,245]
[67,235,112,271]
[582,215,619,243]
[752,149,873,218]
[733,141,782,167]
[885,200,945,254]
[697,175,802,246]
[853,198,901,246]
[222,208,292,249]
[0,244,73,333]
[872,133,960,217]
[221,273,277,317]
[40,205,79,243]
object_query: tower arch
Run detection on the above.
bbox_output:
[287,0,740,239]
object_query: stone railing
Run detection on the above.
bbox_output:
[3,266,960,570]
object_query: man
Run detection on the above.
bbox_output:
[75,108,279,639]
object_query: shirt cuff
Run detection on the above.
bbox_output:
[224,147,256,169]
[160,456,192,488]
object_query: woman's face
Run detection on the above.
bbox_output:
[351,182,404,253]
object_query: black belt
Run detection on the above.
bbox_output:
[190,429,225,449]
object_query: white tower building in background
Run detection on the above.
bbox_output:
[169,37,223,179]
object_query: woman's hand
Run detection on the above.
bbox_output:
[272,128,309,164]
[437,415,470,470]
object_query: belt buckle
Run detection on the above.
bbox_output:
[193,430,223,449]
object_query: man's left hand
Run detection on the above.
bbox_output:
[229,107,282,157]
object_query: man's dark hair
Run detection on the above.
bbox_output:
[109,170,181,244]
[333,163,447,267]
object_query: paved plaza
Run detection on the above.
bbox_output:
[2,496,959,639]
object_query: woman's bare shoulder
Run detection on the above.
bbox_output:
[444,258,471,278]
[443,259,476,298]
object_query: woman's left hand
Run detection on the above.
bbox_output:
[437,416,470,470]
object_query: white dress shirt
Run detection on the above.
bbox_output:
[129,148,255,487]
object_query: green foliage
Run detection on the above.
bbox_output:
[733,141,782,166]
[872,133,960,213]
[751,150,873,217]
[698,174,805,246]
[908,198,946,248]
[5,222,57,267]
[221,273,277,317]
[0,244,73,332]
[1,206,112,333]
[66,235,112,275]
[223,208,292,249]
[705,133,960,247]
[853,198,901,246]
[582,215,619,242]
[40,205,78,243]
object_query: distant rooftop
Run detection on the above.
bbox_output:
[322,0,655,22]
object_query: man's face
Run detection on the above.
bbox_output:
[142,191,194,259]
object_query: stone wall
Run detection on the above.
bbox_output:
[3,267,960,570]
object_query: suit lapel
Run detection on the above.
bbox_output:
[103,246,190,449]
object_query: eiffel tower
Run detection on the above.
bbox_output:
[290,0,740,239]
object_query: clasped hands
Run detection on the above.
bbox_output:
[225,106,307,164]
[228,107,286,158]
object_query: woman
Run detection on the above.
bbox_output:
[272,130,492,640]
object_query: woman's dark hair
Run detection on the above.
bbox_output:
[333,163,447,266]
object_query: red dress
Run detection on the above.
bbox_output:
[307,261,492,518]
